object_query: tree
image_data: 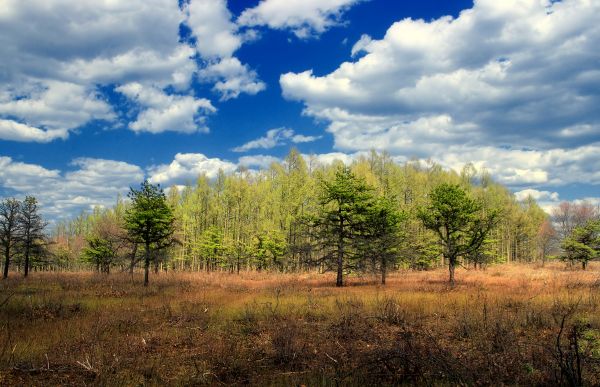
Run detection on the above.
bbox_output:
[561,219,600,270]
[363,197,405,284]
[18,196,46,277]
[1,198,21,279]
[199,226,223,272]
[124,181,175,286]
[82,236,117,274]
[538,219,557,266]
[418,183,498,286]
[312,167,375,287]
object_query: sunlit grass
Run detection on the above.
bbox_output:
[1,263,599,385]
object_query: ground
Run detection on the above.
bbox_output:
[1,263,599,386]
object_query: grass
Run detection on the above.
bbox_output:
[0,263,599,385]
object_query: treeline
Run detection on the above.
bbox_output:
[42,150,568,280]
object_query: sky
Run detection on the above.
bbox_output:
[0,0,599,221]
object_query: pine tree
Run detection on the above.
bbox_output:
[312,167,375,286]
[18,196,46,277]
[418,184,498,286]
[124,181,175,286]
[363,196,405,284]
[561,219,600,270]
[1,198,21,279]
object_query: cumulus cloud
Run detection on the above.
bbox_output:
[280,0,600,188]
[238,0,364,38]
[233,127,321,152]
[238,155,281,169]
[116,83,215,134]
[148,153,237,186]
[198,57,266,101]
[514,189,560,203]
[351,34,372,57]
[0,119,68,143]
[0,156,143,221]
[0,0,202,140]
[186,0,265,100]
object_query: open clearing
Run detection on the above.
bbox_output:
[1,264,600,386]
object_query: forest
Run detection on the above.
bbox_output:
[7,150,595,280]
[1,150,599,385]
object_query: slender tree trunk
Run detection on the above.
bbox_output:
[582,261,587,270]
[381,255,386,285]
[336,214,344,287]
[448,255,456,287]
[24,244,30,278]
[3,245,10,279]
[144,241,150,286]
[129,244,138,275]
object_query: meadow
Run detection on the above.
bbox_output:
[1,264,599,386]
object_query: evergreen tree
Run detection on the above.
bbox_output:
[561,219,600,270]
[124,181,175,286]
[363,196,405,284]
[1,198,21,279]
[18,196,46,277]
[82,236,117,274]
[418,184,498,286]
[312,167,375,286]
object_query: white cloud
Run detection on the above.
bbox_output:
[238,155,281,169]
[514,189,560,202]
[302,152,356,167]
[148,153,237,186]
[186,0,242,59]
[0,119,68,143]
[116,83,215,134]
[280,0,600,188]
[0,80,114,140]
[186,0,265,100]
[198,57,266,101]
[238,0,364,38]
[233,127,320,152]
[0,156,143,221]
[0,0,208,140]
[351,34,372,57]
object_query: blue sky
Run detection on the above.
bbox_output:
[0,0,599,221]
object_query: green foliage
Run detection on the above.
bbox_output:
[362,196,406,283]
[18,196,47,276]
[561,219,600,269]
[124,181,175,247]
[312,167,376,286]
[50,150,553,283]
[82,236,116,273]
[418,183,499,284]
[124,180,175,284]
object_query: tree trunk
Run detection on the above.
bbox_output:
[582,260,587,270]
[144,241,150,286]
[3,245,10,279]
[129,244,138,275]
[448,256,456,287]
[381,256,386,285]
[24,244,30,278]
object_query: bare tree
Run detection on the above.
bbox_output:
[0,198,21,279]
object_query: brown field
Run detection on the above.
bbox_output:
[1,263,600,386]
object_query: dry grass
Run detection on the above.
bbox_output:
[1,263,599,385]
